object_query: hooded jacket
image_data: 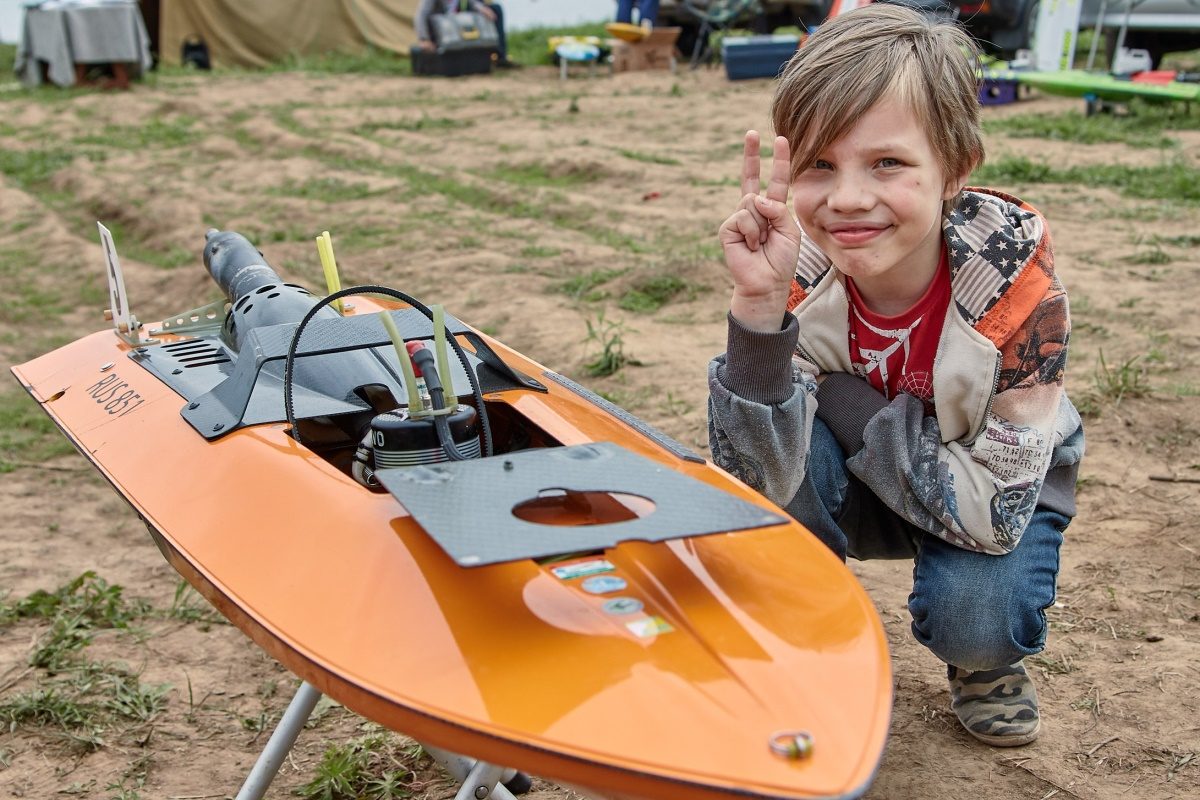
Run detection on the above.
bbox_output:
[708,189,1085,555]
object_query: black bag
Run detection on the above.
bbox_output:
[412,12,498,76]
[181,35,211,71]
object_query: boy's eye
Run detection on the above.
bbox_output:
[877,158,902,168]
[811,159,833,170]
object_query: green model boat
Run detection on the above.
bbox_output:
[1010,70,1200,103]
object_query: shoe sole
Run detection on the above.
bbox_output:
[964,717,1041,747]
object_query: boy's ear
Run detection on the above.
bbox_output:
[942,168,972,201]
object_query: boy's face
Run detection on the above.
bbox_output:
[790,95,966,310]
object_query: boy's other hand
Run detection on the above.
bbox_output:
[719,131,802,332]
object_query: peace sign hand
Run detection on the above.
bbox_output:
[718,131,802,332]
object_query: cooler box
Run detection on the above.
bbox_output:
[413,11,497,76]
[722,35,800,81]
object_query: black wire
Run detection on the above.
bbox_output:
[282,285,493,458]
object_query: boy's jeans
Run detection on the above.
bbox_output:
[787,418,1068,671]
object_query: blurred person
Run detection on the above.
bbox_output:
[616,0,660,27]
[415,0,518,68]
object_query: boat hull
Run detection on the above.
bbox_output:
[12,296,891,800]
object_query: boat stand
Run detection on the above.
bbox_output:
[235,681,521,800]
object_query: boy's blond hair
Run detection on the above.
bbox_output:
[772,4,984,187]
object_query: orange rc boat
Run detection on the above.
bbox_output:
[11,227,891,800]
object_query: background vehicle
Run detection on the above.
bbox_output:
[951,0,1200,66]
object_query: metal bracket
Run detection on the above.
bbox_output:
[151,298,229,336]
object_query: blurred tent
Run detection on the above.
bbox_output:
[145,0,417,69]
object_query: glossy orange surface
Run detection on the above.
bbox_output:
[12,298,891,800]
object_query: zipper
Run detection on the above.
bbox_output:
[977,351,1002,439]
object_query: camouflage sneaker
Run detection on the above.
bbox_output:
[947,662,1041,747]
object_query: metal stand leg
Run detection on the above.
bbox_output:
[423,743,520,800]
[235,680,323,800]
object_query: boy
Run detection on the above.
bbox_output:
[708,4,1085,747]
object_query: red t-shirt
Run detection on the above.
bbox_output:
[846,247,950,412]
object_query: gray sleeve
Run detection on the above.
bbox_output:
[707,313,818,508]
[415,0,437,40]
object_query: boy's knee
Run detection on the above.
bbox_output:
[910,582,1048,670]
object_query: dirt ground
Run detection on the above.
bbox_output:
[1,64,1198,800]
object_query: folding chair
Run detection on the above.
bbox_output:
[681,0,763,69]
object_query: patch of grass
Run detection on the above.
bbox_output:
[269,47,412,76]
[1153,233,1200,248]
[0,246,77,325]
[983,111,1181,149]
[95,219,193,271]
[583,311,639,377]
[268,177,377,203]
[0,389,79,473]
[167,581,225,626]
[973,156,1200,202]
[0,665,169,751]
[74,117,201,150]
[1127,245,1172,265]
[0,686,104,746]
[0,148,89,189]
[555,268,626,301]
[269,102,312,135]
[520,245,562,259]
[0,43,15,79]
[487,162,603,188]
[305,149,645,251]
[689,175,740,188]
[297,733,421,800]
[106,676,171,722]
[619,275,702,313]
[1093,351,1150,404]
[354,115,463,135]
[2,571,151,670]
[617,148,682,166]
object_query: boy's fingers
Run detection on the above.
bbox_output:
[753,195,788,223]
[719,209,763,252]
[741,130,761,197]
[754,196,802,241]
[765,136,790,204]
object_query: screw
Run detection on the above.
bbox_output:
[503,460,514,471]
[212,423,224,432]
[172,368,183,375]
[100,362,114,372]
[188,402,200,410]
[474,787,489,799]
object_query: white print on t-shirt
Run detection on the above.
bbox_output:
[850,305,923,392]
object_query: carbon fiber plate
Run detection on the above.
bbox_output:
[376,442,787,567]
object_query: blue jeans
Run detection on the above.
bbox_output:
[787,418,1068,671]
[616,0,660,25]
[487,2,509,61]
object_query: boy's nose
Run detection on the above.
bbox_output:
[826,172,873,212]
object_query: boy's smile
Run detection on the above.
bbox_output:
[791,95,967,316]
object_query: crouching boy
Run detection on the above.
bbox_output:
[707,5,1085,746]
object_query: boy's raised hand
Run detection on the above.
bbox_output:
[719,131,801,332]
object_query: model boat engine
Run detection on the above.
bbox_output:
[202,229,491,490]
